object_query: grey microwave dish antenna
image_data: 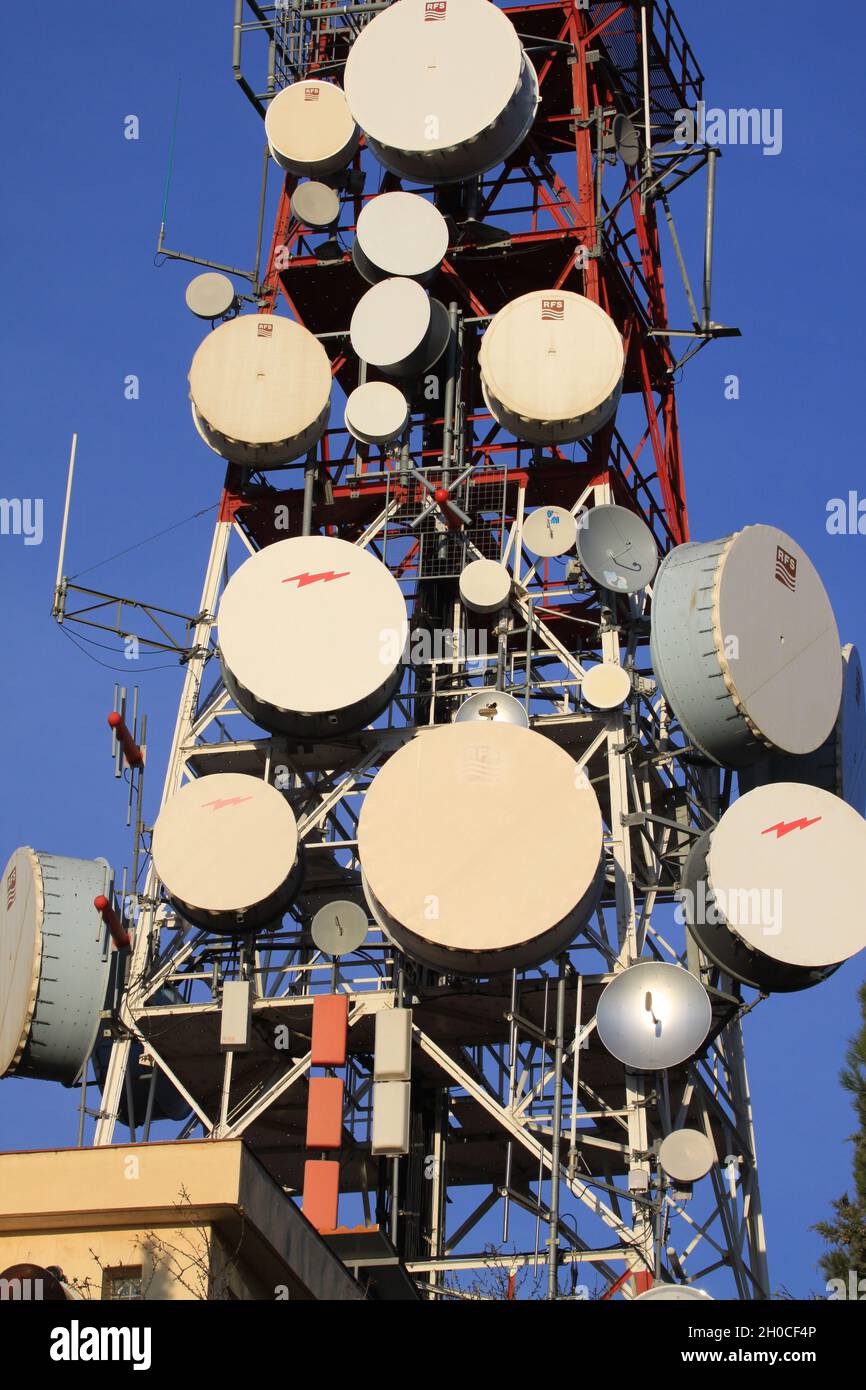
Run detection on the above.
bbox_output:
[343,0,539,186]
[291,180,341,230]
[738,643,866,816]
[684,782,866,992]
[478,291,624,446]
[352,191,449,285]
[455,691,529,727]
[523,505,578,559]
[344,381,409,445]
[188,313,332,468]
[151,773,302,935]
[612,114,641,167]
[650,526,842,768]
[350,278,450,377]
[635,1284,714,1303]
[1,848,112,1085]
[658,1128,716,1184]
[596,962,712,1072]
[218,534,409,739]
[265,79,360,177]
[311,900,369,957]
[575,504,659,595]
[185,272,238,321]
[459,559,512,616]
[358,723,605,976]
[582,662,632,711]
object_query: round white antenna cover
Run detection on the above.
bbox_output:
[189,314,332,468]
[353,192,449,284]
[479,292,624,444]
[344,382,409,445]
[291,181,341,230]
[459,560,512,615]
[455,691,529,727]
[658,1128,716,1183]
[311,900,369,957]
[706,783,866,969]
[635,1285,714,1303]
[358,723,604,974]
[344,0,539,184]
[265,80,360,176]
[218,535,409,737]
[350,278,449,376]
[582,663,631,710]
[152,774,300,931]
[185,273,237,320]
[596,962,712,1072]
[523,506,578,558]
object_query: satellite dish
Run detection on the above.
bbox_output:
[358,723,605,975]
[455,691,529,727]
[265,80,360,177]
[596,962,712,1071]
[635,1284,714,1303]
[738,644,866,816]
[353,192,449,285]
[152,773,302,935]
[658,1128,716,1183]
[523,506,578,559]
[478,291,624,446]
[575,505,659,595]
[651,526,842,767]
[185,273,238,321]
[612,114,640,167]
[344,382,409,445]
[311,900,369,957]
[189,314,332,468]
[350,278,450,377]
[343,0,539,185]
[582,663,631,710]
[218,534,409,738]
[291,181,341,230]
[459,559,512,615]
[684,782,866,992]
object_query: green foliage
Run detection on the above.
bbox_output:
[815,981,866,1284]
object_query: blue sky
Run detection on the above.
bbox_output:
[1,1,864,1297]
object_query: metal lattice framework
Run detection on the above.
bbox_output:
[85,0,769,1300]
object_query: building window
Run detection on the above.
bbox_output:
[102,1265,143,1301]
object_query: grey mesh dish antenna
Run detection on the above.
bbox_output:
[311,900,369,957]
[575,505,659,594]
[612,114,640,167]
[185,273,238,321]
[595,962,712,1071]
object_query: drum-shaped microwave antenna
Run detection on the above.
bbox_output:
[189,314,332,468]
[265,80,360,176]
[582,663,632,711]
[344,381,409,446]
[350,278,450,377]
[291,180,341,230]
[658,1128,716,1184]
[358,723,605,975]
[352,192,449,285]
[455,691,529,727]
[596,962,712,1072]
[311,900,369,957]
[151,774,301,935]
[1,848,112,1085]
[218,535,409,738]
[650,526,842,767]
[683,782,866,993]
[478,291,624,445]
[575,505,659,595]
[185,272,238,321]
[523,505,578,559]
[344,0,539,185]
[738,644,866,815]
[459,559,512,615]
